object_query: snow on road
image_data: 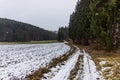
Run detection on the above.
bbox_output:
[0,43,70,80]
[83,50,103,80]
[42,47,103,80]
[51,50,81,80]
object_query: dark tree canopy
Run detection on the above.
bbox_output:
[69,0,91,45]
[57,27,69,42]
[0,18,57,42]
[68,0,120,50]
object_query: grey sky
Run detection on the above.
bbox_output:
[0,0,77,31]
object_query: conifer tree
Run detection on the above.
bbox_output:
[68,0,120,50]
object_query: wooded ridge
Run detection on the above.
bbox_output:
[0,18,57,42]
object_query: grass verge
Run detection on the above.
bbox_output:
[0,40,58,44]
[78,44,120,80]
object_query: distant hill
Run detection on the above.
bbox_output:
[0,18,57,42]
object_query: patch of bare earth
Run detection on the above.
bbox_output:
[68,54,84,80]
[25,43,76,80]
[78,44,120,80]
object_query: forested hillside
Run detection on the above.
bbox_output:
[69,0,120,50]
[0,18,57,42]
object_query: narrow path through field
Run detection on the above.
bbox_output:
[40,44,104,80]
[26,43,104,80]
[69,49,104,80]
[41,46,81,80]
[82,50,103,80]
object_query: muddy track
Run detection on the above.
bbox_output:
[68,53,84,80]
[68,50,103,80]
[25,43,76,80]
[25,44,103,80]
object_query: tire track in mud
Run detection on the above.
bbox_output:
[68,52,84,80]
[69,49,104,80]
[83,50,103,80]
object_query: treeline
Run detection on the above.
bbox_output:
[69,0,120,50]
[57,27,69,42]
[0,18,57,42]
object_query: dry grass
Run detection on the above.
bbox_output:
[78,43,120,80]
[90,51,120,80]
[0,40,58,45]
[26,67,50,80]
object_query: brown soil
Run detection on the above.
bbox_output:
[69,54,84,80]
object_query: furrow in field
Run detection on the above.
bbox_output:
[68,49,104,80]
[0,43,70,80]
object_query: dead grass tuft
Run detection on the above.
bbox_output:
[78,43,120,80]
[26,67,50,80]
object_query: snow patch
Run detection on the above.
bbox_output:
[51,50,81,80]
[83,50,103,80]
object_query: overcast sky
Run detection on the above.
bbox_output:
[0,0,77,31]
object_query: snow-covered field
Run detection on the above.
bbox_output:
[0,43,104,80]
[0,43,70,80]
